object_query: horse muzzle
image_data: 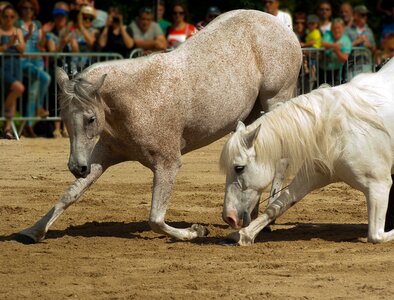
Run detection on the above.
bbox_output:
[68,162,91,178]
[223,209,251,229]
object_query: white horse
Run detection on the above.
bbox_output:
[16,10,302,243]
[220,58,394,245]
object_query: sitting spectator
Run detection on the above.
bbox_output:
[340,2,354,29]
[293,11,306,43]
[157,0,171,35]
[17,0,51,138]
[66,5,98,73]
[302,14,322,48]
[375,32,394,66]
[317,0,333,36]
[320,18,352,85]
[345,5,375,53]
[0,5,25,139]
[263,0,292,30]
[167,3,197,48]
[98,6,134,58]
[196,6,221,30]
[129,7,166,52]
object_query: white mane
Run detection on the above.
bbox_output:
[220,74,389,176]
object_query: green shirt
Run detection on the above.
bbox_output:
[321,32,352,70]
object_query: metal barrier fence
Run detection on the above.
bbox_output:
[0,52,123,140]
[297,46,374,95]
[0,47,374,140]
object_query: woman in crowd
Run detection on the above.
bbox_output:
[320,18,352,86]
[0,5,25,139]
[17,0,51,138]
[98,6,134,58]
[167,2,196,49]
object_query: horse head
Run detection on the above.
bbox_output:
[56,67,107,178]
[220,121,275,229]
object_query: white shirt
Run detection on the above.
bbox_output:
[276,10,293,30]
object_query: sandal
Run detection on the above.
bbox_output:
[4,129,15,140]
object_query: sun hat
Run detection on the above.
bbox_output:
[307,14,319,24]
[207,6,221,16]
[80,5,96,18]
[354,5,370,14]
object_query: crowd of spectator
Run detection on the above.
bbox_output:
[0,0,393,139]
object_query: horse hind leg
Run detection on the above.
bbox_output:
[366,177,394,243]
[15,163,105,244]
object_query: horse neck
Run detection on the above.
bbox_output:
[254,92,330,175]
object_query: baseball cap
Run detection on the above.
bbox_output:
[207,6,221,16]
[307,14,319,24]
[354,5,369,14]
[52,8,68,17]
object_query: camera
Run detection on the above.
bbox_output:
[112,16,120,23]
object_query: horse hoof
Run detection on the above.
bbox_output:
[191,224,209,237]
[13,234,37,244]
[218,239,239,247]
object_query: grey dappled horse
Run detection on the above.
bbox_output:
[17,10,302,243]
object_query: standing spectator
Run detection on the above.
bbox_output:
[302,14,321,49]
[320,18,352,85]
[129,7,166,52]
[345,5,375,53]
[293,11,306,43]
[375,32,394,66]
[98,6,134,58]
[43,2,70,52]
[340,2,354,29]
[379,4,394,47]
[167,3,197,48]
[263,0,292,30]
[157,0,171,35]
[17,0,51,138]
[0,1,11,25]
[317,0,333,35]
[71,5,97,52]
[196,6,221,31]
[0,5,25,139]
[44,2,71,138]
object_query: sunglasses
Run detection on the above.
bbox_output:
[295,20,305,24]
[173,11,184,16]
[22,6,34,11]
[83,16,94,21]
[3,14,15,19]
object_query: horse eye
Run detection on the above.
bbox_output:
[88,116,96,124]
[234,165,245,174]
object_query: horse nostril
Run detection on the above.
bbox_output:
[80,165,88,174]
[225,215,238,229]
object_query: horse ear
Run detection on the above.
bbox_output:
[242,124,261,149]
[236,121,246,132]
[56,67,69,91]
[90,74,107,93]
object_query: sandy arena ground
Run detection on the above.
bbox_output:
[0,137,393,299]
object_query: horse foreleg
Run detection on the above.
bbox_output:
[268,158,289,206]
[149,160,208,240]
[227,168,331,246]
[366,177,394,243]
[16,164,104,243]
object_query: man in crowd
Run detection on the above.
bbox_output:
[263,0,292,30]
[129,6,167,52]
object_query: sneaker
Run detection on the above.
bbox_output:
[37,108,49,118]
